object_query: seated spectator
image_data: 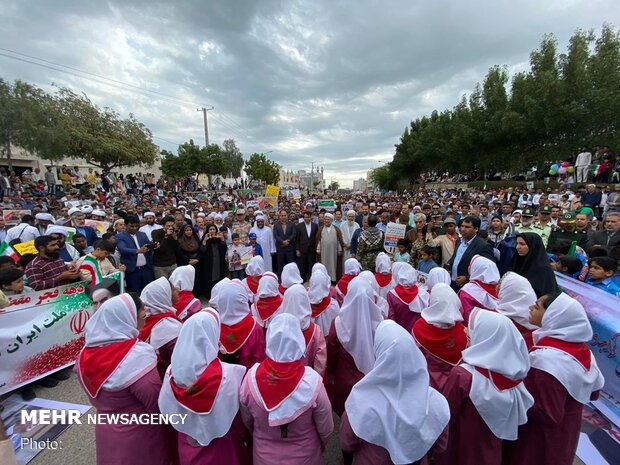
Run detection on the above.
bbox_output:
[586,256,620,296]
[0,268,33,295]
[24,236,80,291]
[551,256,583,278]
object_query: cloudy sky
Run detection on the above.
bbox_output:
[1,1,618,187]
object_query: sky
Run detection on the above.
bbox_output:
[0,1,618,188]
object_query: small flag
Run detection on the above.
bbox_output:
[79,255,103,286]
[567,241,577,257]
[0,241,19,263]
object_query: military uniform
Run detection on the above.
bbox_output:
[546,212,588,251]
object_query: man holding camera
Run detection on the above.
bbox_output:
[116,214,157,292]
[150,215,180,280]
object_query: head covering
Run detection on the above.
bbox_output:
[421,283,463,328]
[529,293,604,403]
[249,313,322,425]
[337,258,362,295]
[254,272,282,323]
[78,294,156,397]
[391,261,410,285]
[391,264,428,311]
[169,266,200,321]
[324,213,334,220]
[208,277,230,310]
[139,277,182,349]
[461,309,534,440]
[92,209,106,218]
[246,256,265,277]
[335,277,384,374]
[308,266,331,304]
[375,253,391,274]
[425,267,451,290]
[178,224,200,252]
[143,212,155,217]
[46,225,68,237]
[159,309,247,446]
[218,280,257,354]
[281,263,303,291]
[170,265,195,292]
[461,255,500,310]
[496,272,537,331]
[35,212,54,222]
[81,205,93,214]
[68,207,81,216]
[346,320,450,463]
[511,233,557,297]
[280,284,313,333]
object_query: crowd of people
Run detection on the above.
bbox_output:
[0,165,618,465]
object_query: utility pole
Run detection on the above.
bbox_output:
[310,162,314,195]
[197,106,214,146]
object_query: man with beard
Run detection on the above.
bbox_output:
[46,225,80,262]
[24,236,80,291]
[249,214,276,272]
[316,213,342,282]
[139,211,162,241]
[515,207,539,235]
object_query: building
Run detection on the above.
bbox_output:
[278,169,301,189]
[297,167,325,192]
[0,145,162,178]
[353,178,368,192]
[366,169,376,191]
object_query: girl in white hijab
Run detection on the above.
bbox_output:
[280,284,327,376]
[169,265,201,322]
[240,313,334,465]
[342,320,450,465]
[359,270,390,317]
[436,309,534,465]
[77,294,170,465]
[208,277,230,310]
[457,255,500,324]
[307,265,340,334]
[158,309,248,465]
[251,272,282,327]
[280,262,303,295]
[495,272,538,349]
[326,277,384,417]
[139,277,182,377]
[505,292,604,465]
[373,252,393,299]
[336,258,362,304]
[243,256,265,302]
[387,264,429,332]
[218,280,265,369]
[412,283,467,390]
[425,267,451,292]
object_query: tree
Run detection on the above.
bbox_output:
[56,88,158,172]
[244,152,280,186]
[329,181,340,192]
[160,148,189,178]
[221,138,244,179]
[370,165,393,191]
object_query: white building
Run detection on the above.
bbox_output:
[366,169,376,191]
[353,178,367,192]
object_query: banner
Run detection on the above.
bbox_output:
[286,189,301,200]
[84,219,111,235]
[12,240,37,256]
[265,184,280,197]
[556,273,620,418]
[318,199,336,211]
[255,196,278,210]
[2,209,31,225]
[238,246,254,265]
[383,222,407,254]
[0,272,124,395]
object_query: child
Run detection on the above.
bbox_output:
[76,239,126,285]
[0,256,16,271]
[228,232,245,279]
[247,232,263,258]
[586,256,620,296]
[0,268,33,295]
[417,245,438,274]
[551,255,583,278]
[73,233,93,256]
[393,238,411,263]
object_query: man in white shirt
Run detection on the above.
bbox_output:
[5,215,40,243]
[249,214,276,272]
[576,147,592,183]
[139,212,162,241]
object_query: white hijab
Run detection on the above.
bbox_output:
[460,255,500,309]
[375,252,391,275]
[208,277,230,310]
[169,265,195,292]
[530,293,604,403]
[257,272,280,298]
[346,321,450,464]
[281,263,303,289]
[344,258,362,276]
[391,265,429,313]
[82,294,156,393]
[496,272,537,330]
[335,277,384,374]
[246,256,265,276]
[218,280,252,325]
[461,309,534,440]
[425,267,451,290]
[249,314,322,425]
[391,261,410,285]
[421,283,463,329]
[359,270,390,318]
[308,267,331,304]
[280,284,312,330]
[158,310,246,446]
[140,277,182,349]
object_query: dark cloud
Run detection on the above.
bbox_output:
[0,0,617,186]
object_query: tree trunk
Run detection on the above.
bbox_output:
[4,137,12,171]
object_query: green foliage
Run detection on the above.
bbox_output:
[222,138,244,179]
[244,152,280,186]
[329,181,340,191]
[370,165,394,191]
[160,140,231,179]
[391,25,620,183]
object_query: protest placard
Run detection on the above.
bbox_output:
[12,240,37,256]
[286,189,301,200]
[238,246,254,265]
[318,199,336,211]
[265,184,280,197]
[2,210,31,224]
[84,219,111,235]
[0,272,124,395]
[383,222,407,254]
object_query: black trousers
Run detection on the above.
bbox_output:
[296,251,316,282]
[277,247,295,277]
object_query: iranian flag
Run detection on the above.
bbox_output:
[79,255,103,286]
[0,241,19,263]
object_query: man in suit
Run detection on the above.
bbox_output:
[116,214,155,293]
[296,211,319,281]
[586,211,620,266]
[355,203,369,228]
[274,209,296,277]
[446,216,496,290]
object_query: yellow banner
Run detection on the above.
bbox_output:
[265,184,280,197]
[13,240,37,256]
